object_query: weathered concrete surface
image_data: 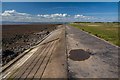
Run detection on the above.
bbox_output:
[2,26,67,79]
[66,25,119,78]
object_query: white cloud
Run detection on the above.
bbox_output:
[2,10,73,22]
[2,10,30,17]
[2,10,116,22]
[74,14,84,18]
[37,13,69,19]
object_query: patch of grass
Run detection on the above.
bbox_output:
[69,22,120,47]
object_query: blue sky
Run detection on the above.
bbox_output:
[1,2,118,22]
[2,0,120,2]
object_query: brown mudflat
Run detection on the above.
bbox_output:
[2,24,57,65]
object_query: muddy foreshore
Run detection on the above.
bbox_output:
[2,24,58,66]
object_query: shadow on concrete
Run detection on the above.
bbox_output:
[68,49,90,61]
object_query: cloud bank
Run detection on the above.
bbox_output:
[1,10,117,22]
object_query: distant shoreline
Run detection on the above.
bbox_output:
[1,21,119,25]
[1,21,69,25]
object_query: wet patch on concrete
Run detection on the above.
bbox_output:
[68,49,90,61]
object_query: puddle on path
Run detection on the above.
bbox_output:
[69,49,90,61]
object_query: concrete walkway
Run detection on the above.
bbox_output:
[66,25,119,78]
